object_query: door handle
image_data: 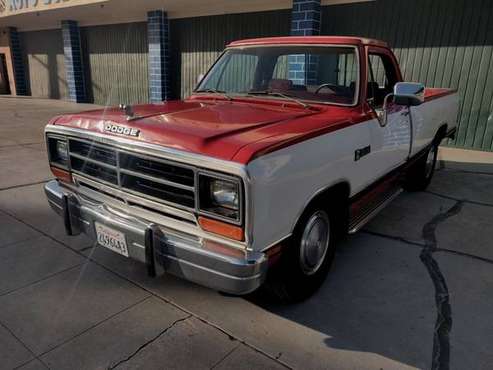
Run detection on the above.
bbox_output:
[401,110,410,117]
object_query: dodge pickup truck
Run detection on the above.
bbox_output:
[44,36,458,301]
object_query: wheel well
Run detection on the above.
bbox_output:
[295,182,350,237]
[433,124,448,146]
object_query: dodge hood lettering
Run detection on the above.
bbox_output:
[104,123,140,137]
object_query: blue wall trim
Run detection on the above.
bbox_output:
[61,20,86,103]
[8,27,28,96]
[147,10,171,103]
[289,0,321,84]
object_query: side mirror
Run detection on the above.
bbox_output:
[377,82,425,127]
[393,82,425,106]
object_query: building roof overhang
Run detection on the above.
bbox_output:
[0,0,374,31]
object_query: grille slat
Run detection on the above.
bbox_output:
[70,140,117,166]
[119,153,195,187]
[121,174,195,208]
[68,139,196,210]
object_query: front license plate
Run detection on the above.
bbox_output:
[95,222,129,257]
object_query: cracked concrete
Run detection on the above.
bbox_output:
[420,201,463,370]
[1,97,493,370]
[108,315,193,369]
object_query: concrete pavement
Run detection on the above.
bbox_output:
[0,97,492,370]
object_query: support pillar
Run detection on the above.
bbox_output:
[61,20,86,103]
[289,0,322,85]
[147,10,171,103]
[8,27,27,96]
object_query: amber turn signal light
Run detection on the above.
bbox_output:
[50,166,73,184]
[198,216,244,241]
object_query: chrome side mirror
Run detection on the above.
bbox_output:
[393,82,425,106]
[378,82,425,127]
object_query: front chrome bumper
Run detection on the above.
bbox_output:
[44,180,267,294]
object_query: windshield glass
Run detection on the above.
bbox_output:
[197,45,359,106]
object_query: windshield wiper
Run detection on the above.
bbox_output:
[246,90,310,109]
[195,88,232,101]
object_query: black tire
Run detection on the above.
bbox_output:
[403,143,438,192]
[264,205,338,303]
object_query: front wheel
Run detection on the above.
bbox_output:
[403,143,438,191]
[264,207,337,302]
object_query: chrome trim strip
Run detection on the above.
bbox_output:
[164,254,263,281]
[349,188,402,234]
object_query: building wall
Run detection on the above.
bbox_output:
[20,29,68,99]
[80,22,149,106]
[322,0,493,151]
[170,9,291,99]
[11,1,493,152]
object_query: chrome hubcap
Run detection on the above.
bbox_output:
[425,146,436,178]
[299,211,330,275]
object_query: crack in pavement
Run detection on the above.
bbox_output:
[107,314,192,370]
[0,141,44,148]
[361,230,425,248]
[435,248,493,265]
[0,180,50,191]
[421,200,463,370]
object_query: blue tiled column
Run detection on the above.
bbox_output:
[8,27,28,96]
[289,0,321,85]
[291,0,321,36]
[147,10,171,103]
[62,20,86,103]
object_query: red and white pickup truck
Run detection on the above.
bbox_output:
[44,36,458,301]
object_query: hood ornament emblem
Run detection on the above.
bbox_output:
[119,104,134,120]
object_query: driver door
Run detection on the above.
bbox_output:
[366,48,411,180]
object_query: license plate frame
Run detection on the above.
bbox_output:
[95,222,129,257]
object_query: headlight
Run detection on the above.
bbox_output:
[47,136,69,167]
[199,174,242,223]
[210,179,239,210]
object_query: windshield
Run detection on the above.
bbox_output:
[197,45,360,106]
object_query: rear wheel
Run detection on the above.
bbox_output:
[404,143,438,191]
[264,206,337,302]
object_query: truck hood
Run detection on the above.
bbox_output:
[52,99,321,162]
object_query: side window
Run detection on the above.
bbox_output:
[368,53,398,107]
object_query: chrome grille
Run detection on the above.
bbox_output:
[67,138,196,210]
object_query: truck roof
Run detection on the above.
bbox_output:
[227,36,388,48]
